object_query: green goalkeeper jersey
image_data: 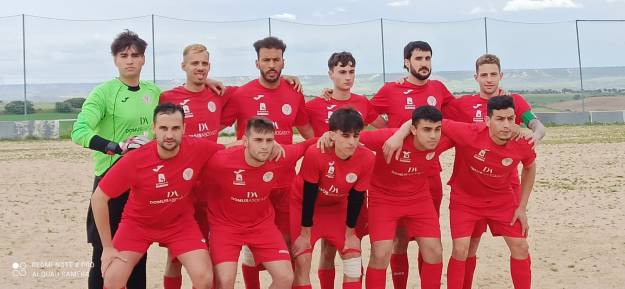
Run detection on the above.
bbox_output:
[71,78,161,176]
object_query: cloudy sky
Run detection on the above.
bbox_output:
[1,0,624,85]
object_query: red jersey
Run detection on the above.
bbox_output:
[442,120,536,207]
[359,128,452,201]
[220,78,309,144]
[305,93,379,137]
[205,139,315,230]
[443,93,532,126]
[370,80,454,128]
[98,137,224,227]
[159,86,236,141]
[293,145,375,206]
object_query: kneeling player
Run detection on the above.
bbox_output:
[204,117,317,289]
[291,108,375,289]
[90,103,225,289]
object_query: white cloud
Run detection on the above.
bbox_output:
[387,0,411,7]
[271,13,296,21]
[503,0,581,11]
[469,5,497,14]
[312,7,347,18]
[606,0,625,3]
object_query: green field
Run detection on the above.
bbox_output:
[0,112,78,121]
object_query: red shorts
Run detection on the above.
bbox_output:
[113,214,207,260]
[428,174,443,216]
[470,182,522,238]
[209,222,291,265]
[368,193,441,242]
[450,202,525,239]
[271,187,291,237]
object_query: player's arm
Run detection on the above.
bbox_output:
[292,180,318,256]
[526,118,546,148]
[282,75,303,93]
[296,123,315,139]
[511,161,536,237]
[382,120,411,163]
[369,115,387,129]
[344,187,364,246]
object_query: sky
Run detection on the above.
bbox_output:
[1,0,624,85]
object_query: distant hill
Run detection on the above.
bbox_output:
[1,66,624,102]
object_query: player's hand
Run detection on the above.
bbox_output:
[119,133,149,154]
[320,88,333,101]
[382,134,404,164]
[395,77,406,85]
[269,142,286,161]
[283,75,303,93]
[510,206,529,237]
[514,128,533,142]
[496,87,508,96]
[100,246,127,277]
[292,235,312,257]
[527,131,541,149]
[205,79,225,96]
[316,131,333,153]
[342,230,361,258]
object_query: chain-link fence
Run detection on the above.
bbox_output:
[1,15,624,122]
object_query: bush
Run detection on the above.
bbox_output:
[55,102,74,113]
[64,97,85,109]
[4,100,35,114]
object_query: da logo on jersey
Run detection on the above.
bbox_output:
[156,173,168,188]
[399,151,412,163]
[501,158,513,166]
[346,173,358,184]
[405,97,416,110]
[426,152,436,160]
[183,168,194,181]
[207,101,217,113]
[180,99,194,118]
[257,103,269,116]
[326,161,336,178]
[198,123,209,132]
[282,104,292,116]
[427,96,437,106]
[233,169,246,186]
[474,149,488,162]
[263,171,274,182]
[143,95,151,105]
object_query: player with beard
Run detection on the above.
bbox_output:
[369,41,454,289]
[220,36,314,289]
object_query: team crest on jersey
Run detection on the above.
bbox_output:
[346,173,358,184]
[405,97,415,110]
[282,104,292,116]
[143,95,151,104]
[257,103,269,116]
[399,151,411,163]
[427,96,437,106]
[474,149,488,162]
[183,168,194,181]
[426,152,436,160]
[263,171,274,182]
[156,173,168,188]
[207,101,217,113]
[501,158,513,166]
[233,169,246,186]
[326,161,336,178]
[181,99,194,118]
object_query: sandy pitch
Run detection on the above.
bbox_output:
[1,125,624,289]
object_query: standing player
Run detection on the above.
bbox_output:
[71,30,159,289]
[90,103,228,289]
[220,36,314,289]
[204,117,316,289]
[304,52,385,288]
[441,96,536,289]
[369,41,454,288]
[291,108,375,289]
[441,54,545,289]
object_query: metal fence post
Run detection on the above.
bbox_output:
[484,17,489,53]
[380,18,386,83]
[151,14,156,84]
[22,14,27,116]
[575,20,585,112]
[268,17,272,36]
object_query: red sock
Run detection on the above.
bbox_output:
[447,257,466,289]
[242,264,261,289]
[365,267,387,289]
[462,256,477,289]
[390,254,408,289]
[293,285,313,289]
[510,256,531,289]
[164,275,183,289]
[318,268,336,289]
[419,262,442,289]
[342,281,362,289]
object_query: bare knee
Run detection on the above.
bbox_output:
[217,274,236,289]
[369,246,392,268]
[452,241,470,260]
[509,240,529,259]
[272,270,294,288]
[192,274,213,289]
[103,273,126,289]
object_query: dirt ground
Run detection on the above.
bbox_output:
[1,125,624,289]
